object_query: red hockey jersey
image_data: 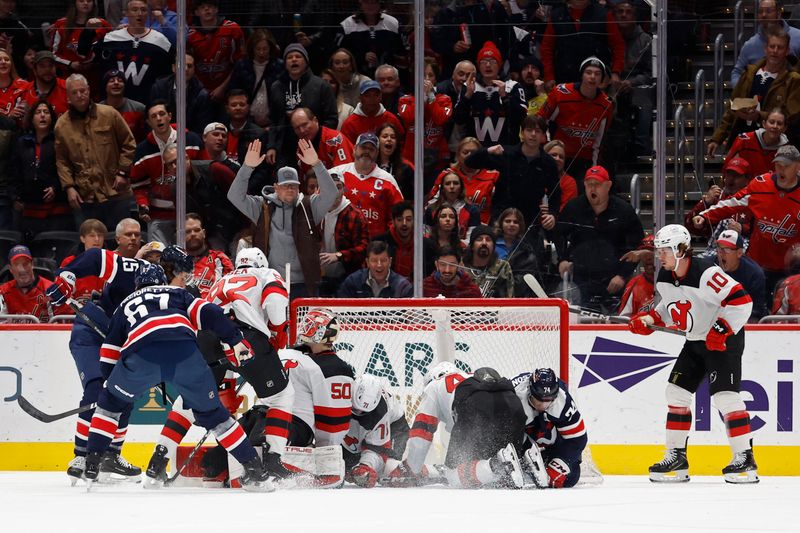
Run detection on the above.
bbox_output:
[192,249,234,298]
[396,93,453,163]
[298,126,354,177]
[340,104,405,144]
[49,17,111,68]
[187,20,245,92]
[772,273,800,315]
[61,253,105,306]
[617,273,654,316]
[331,162,404,238]
[0,276,69,321]
[427,166,500,224]
[726,129,788,178]
[537,82,614,163]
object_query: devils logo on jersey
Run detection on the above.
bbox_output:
[668,300,693,331]
[282,359,299,373]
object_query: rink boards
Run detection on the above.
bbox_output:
[0,323,798,475]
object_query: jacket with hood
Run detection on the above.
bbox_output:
[340,102,405,144]
[732,19,800,86]
[227,160,337,294]
[267,68,339,166]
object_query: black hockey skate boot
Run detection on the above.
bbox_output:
[144,445,170,489]
[100,451,142,483]
[84,451,103,491]
[263,449,294,479]
[649,447,689,482]
[489,443,524,489]
[67,456,85,486]
[723,448,759,484]
[240,457,275,492]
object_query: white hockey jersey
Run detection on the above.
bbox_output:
[653,257,752,342]
[405,371,470,474]
[280,347,355,447]
[342,389,396,473]
[205,266,288,337]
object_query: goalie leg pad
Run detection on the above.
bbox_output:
[314,445,345,488]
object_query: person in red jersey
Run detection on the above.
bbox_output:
[187,0,245,101]
[618,234,655,317]
[290,107,354,177]
[725,107,789,177]
[184,212,233,298]
[60,218,108,305]
[341,79,405,144]
[0,245,70,322]
[20,51,69,116]
[48,0,111,84]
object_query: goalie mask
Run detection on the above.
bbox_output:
[352,374,383,414]
[529,368,559,402]
[298,308,339,345]
[423,361,459,387]
[236,247,269,269]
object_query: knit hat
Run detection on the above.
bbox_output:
[103,69,125,85]
[579,56,609,81]
[469,224,496,248]
[519,54,544,73]
[477,41,502,64]
[284,43,309,63]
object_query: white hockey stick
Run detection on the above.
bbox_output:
[523,274,684,336]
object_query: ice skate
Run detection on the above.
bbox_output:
[99,451,142,483]
[649,447,689,482]
[240,457,275,492]
[263,450,294,479]
[144,445,169,489]
[490,443,524,489]
[84,451,102,492]
[723,448,759,484]
[66,456,85,486]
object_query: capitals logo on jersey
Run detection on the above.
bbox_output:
[758,213,798,244]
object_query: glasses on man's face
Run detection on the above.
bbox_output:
[479,59,497,66]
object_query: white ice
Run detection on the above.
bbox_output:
[2,473,798,532]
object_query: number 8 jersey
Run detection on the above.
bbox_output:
[653,256,752,341]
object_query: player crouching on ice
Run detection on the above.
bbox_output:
[629,224,758,484]
[84,263,272,491]
[514,368,587,488]
[387,363,526,489]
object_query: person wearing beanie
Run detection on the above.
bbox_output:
[457,40,527,147]
[462,224,514,297]
[517,55,548,114]
[537,55,614,192]
[188,0,245,99]
[265,42,338,169]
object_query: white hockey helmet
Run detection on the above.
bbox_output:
[236,247,268,269]
[297,308,339,345]
[423,361,459,387]
[352,374,384,414]
[654,224,691,267]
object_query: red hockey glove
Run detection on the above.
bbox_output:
[351,464,378,488]
[628,310,664,336]
[706,318,733,352]
[45,272,76,306]
[268,320,288,351]
[217,378,243,415]
[385,461,420,487]
[546,458,570,488]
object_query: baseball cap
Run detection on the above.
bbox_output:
[359,80,381,94]
[202,122,227,136]
[584,165,610,183]
[8,244,32,264]
[276,166,301,185]
[34,50,56,65]
[773,145,800,164]
[723,156,750,175]
[356,132,379,147]
[717,229,744,249]
[143,241,165,253]
[103,69,125,84]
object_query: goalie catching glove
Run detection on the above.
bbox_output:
[706,318,733,351]
[224,339,253,367]
[628,310,664,336]
[45,272,76,306]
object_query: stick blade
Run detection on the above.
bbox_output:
[17,395,57,423]
[523,274,549,299]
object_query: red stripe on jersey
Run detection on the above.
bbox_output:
[76,419,89,437]
[409,428,434,441]
[187,299,207,330]
[261,284,288,306]
[266,408,292,423]
[314,405,352,417]
[167,410,192,430]
[99,250,119,282]
[560,419,586,438]
[99,344,121,362]
[724,411,751,438]
[124,314,194,348]
[315,421,349,433]
[414,413,439,427]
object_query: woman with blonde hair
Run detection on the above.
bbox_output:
[0,49,27,121]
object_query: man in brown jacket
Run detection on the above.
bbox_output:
[55,73,137,230]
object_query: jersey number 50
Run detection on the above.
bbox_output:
[331,382,352,399]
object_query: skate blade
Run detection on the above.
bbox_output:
[242,479,276,493]
[85,479,96,492]
[99,472,142,484]
[143,476,165,490]
[68,474,83,487]
[724,470,759,484]
[649,470,689,483]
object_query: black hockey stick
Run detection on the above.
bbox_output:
[523,274,685,336]
[17,395,96,423]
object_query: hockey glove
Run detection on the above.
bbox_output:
[384,460,420,487]
[46,272,76,306]
[268,320,288,351]
[545,458,570,488]
[351,464,378,488]
[628,310,664,336]
[217,378,243,415]
[706,318,733,352]
[224,339,253,367]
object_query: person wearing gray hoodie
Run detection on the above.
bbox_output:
[228,138,337,297]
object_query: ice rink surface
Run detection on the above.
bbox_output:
[2,472,798,532]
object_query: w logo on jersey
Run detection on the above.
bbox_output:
[119,61,149,86]
[325,135,343,147]
[668,301,693,331]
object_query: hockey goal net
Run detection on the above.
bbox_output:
[290,298,569,420]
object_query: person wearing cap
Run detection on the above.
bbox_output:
[290,106,354,176]
[538,55,615,191]
[136,240,166,263]
[340,79,405,145]
[715,229,768,322]
[695,144,800,301]
[54,73,137,231]
[455,41,527,148]
[0,245,70,322]
[556,164,644,313]
[148,51,213,137]
[199,122,231,162]
[100,69,146,142]
[461,224,514,298]
[685,156,753,240]
[330,131,404,238]
[187,0,244,100]
[19,50,69,115]
[338,0,405,78]
[228,138,337,298]
[97,0,172,104]
[265,42,338,169]
[707,26,800,157]
[318,170,370,296]
[337,239,412,299]
[725,107,789,177]
[539,0,624,86]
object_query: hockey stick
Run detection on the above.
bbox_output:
[17,395,96,423]
[164,379,248,486]
[523,274,685,336]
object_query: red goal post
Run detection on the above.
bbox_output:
[290,298,569,416]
